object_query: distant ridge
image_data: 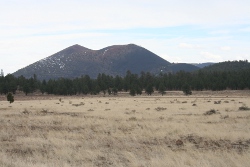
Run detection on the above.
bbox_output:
[13,44,199,80]
[200,60,250,72]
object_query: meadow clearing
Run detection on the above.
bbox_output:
[0,90,250,167]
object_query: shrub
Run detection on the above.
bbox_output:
[204,109,217,115]
[239,105,250,111]
[22,109,30,114]
[155,107,167,111]
[41,109,48,114]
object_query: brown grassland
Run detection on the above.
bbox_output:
[0,90,250,167]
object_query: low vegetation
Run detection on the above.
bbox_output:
[0,93,249,166]
[204,109,217,115]
[155,107,167,111]
[239,105,250,111]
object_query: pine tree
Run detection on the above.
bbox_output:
[129,88,136,96]
[145,84,154,95]
[158,82,166,96]
[136,86,142,95]
[112,87,118,95]
[182,84,192,95]
[23,82,30,95]
[7,92,14,104]
[108,88,112,95]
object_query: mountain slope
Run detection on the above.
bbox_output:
[200,60,250,72]
[13,44,200,80]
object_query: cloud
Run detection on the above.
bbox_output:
[0,0,250,73]
[1,0,250,31]
[179,43,201,49]
[220,46,231,51]
[200,51,222,62]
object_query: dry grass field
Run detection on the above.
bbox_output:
[0,91,250,167]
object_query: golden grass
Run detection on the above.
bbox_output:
[0,91,250,167]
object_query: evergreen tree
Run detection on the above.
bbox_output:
[112,87,118,95]
[114,75,123,91]
[91,84,100,95]
[129,88,136,96]
[145,84,154,95]
[46,79,55,94]
[7,92,14,104]
[158,82,166,96]
[40,80,47,94]
[1,82,8,95]
[136,86,142,95]
[82,84,89,94]
[23,82,30,95]
[108,88,112,95]
[182,84,192,95]
[102,90,106,96]
[9,80,17,94]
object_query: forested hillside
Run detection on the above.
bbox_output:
[201,60,250,72]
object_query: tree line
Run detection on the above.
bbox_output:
[0,69,250,96]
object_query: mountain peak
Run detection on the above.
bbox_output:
[64,44,91,52]
[12,44,199,80]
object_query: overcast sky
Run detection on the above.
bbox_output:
[0,0,250,74]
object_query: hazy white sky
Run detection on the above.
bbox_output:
[0,0,250,74]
